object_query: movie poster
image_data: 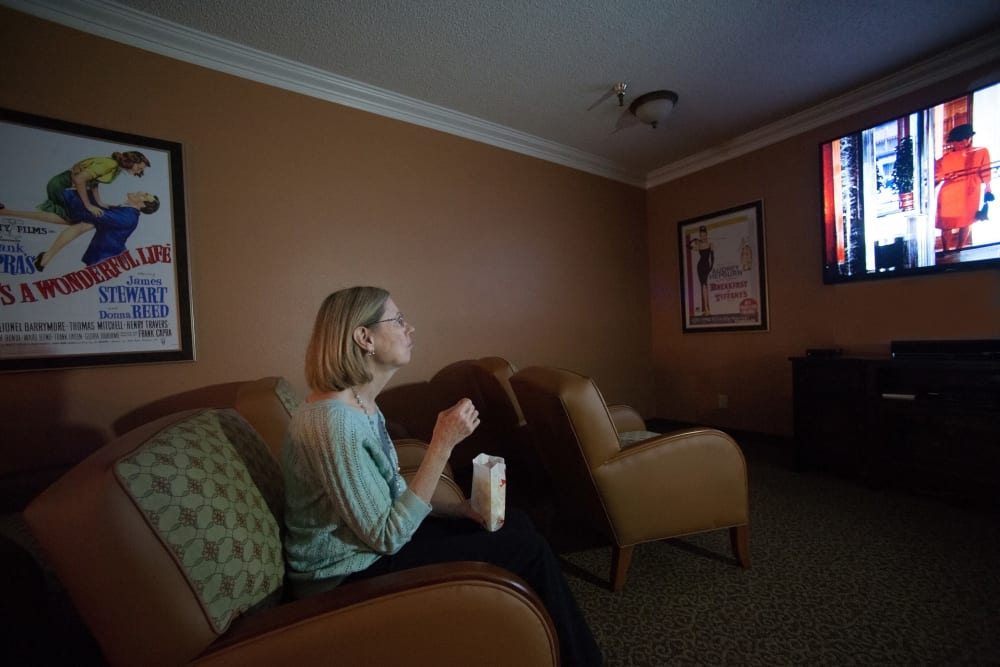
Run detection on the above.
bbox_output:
[678,200,768,333]
[0,109,193,371]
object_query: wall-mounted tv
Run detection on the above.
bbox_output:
[821,78,999,284]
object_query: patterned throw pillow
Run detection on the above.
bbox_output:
[115,409,284,634]
[213,408,285,526]
[273,376,301,416]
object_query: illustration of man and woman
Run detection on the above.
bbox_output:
[0,150,155,269]
[935,123,993,252]
[72,190,160,266]
[688,225,714,315]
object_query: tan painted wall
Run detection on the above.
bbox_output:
[0,10,650,505]
[3,9,999,506]
[648,61,1000,436]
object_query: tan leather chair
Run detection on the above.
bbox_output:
[24,408,559,666]
[379,357,545,503]
[235,376,463,508]
[233,376,301,459]
[428,356,527,470]
[378,357,524,450]
[510,366,750,592]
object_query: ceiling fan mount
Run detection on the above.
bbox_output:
[612,81,627,106]
[587,81,629,111]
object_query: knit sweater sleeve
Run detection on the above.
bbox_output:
[289,400,430,557]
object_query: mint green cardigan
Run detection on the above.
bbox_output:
[281,398,431,595]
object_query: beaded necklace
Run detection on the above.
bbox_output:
[351,387,404,498]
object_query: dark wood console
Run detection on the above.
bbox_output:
[791,355,1000,510]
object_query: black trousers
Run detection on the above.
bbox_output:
[346,508,602,666]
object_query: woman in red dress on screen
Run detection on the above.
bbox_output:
[935,123,993,252]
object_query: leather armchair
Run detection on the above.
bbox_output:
[24,407,559,666]
[510,366,750,592]
[379,357,546,504]
[235,376,463,508]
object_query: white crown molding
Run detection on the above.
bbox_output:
[3,0,646,187]
[6,0,998,190]
[645,29,1000,189]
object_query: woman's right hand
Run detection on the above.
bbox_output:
[430,398,480,453]
[408,398,480,505]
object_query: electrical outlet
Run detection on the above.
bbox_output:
[718,394,729,409]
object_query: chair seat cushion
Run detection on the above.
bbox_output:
[114,409,284,634]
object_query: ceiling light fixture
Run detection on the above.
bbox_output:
[628,90,679,129]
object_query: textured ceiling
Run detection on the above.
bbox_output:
[11,0,1000,186]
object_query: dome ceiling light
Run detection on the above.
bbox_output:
[588,82,680,132]
[628,90,679,129]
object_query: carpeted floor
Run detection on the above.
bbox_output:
[552,448,1000,666]
[8,436,997,665]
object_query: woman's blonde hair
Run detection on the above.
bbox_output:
[305,286,389,392]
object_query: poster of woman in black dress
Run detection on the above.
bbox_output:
[678,201,768,333]
[688,225,714,315]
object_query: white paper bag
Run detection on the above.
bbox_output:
[471,453,506,531]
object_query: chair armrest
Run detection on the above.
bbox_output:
[400,467,466,509]
[593,428,749,543]
[393,438,432,469]
[607,404,646,433]
[395,439,465,509]
[394,438,455,480]
[194,562,559,667]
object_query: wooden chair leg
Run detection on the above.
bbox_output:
[610,544,634,592]
[730,524,750,569]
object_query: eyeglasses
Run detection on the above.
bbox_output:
[368,312,406,328]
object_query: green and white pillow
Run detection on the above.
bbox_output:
[115,408,284,633]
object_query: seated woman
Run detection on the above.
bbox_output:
[283,286,601,665]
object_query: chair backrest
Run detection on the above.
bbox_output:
[24,408,285,667]
[433,356,525,426]
[429,357,525,464]
[375,379,443,441]
[234,376,301,459]
[379,357,529,488]
[509,366,623,539]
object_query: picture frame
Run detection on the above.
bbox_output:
[0,108,194,371]
[678,200,768,333]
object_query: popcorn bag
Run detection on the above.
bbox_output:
[471,453,506,531]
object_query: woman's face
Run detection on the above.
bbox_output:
[128,163,146,177]
[370,297,414,368]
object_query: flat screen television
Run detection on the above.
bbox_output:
[820,78,1000,283]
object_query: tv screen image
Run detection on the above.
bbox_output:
[821,79,999,283]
